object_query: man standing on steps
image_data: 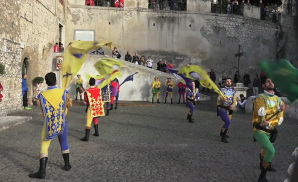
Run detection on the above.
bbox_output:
[252,77,286,182]
[217,78,237,143]
[81,78,105,142]
[29,72,72,179]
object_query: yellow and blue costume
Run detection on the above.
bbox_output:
[165,78,175,104]
[38,86,71,156]
[217,87,237,143]
[29,84,72,179]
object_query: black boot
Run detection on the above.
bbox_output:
[171,99,173,104]
[157,99,160,103]
[267,162,276,172]
[221,129,228,143]
[75,96,78,101]
[62,153,71,171]
[183,100,185,104]
[106,109,109,116]
[258,162,268,182]
[80,129,90,141]
[29,157,48,179]
[110,104,113,110]
[152,99,154,103]
[187,114,190,120]
[80,95,83,101]
[93,124,99,136]
[259,153,263,169]
[165,98,167,104]
[188,114,194,123]
[220,130,230,138]
[114,103,118,109]
[178,100,180,104]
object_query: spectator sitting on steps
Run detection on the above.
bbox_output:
[236,94,246,112]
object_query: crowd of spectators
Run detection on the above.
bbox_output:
[123,49,171,69]
[85,0,124,8]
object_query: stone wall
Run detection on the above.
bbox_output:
[66,5,278,82]
[0,0,67,115]
[19,0,67,105]
[0,1,23,116]
[243,4,260,19]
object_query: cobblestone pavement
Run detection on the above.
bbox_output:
[0,95,297,182]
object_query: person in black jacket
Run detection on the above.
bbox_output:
[125,51,132,62]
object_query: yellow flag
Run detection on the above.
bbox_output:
[84,58,123,89]
[178,65,225,98]
[62,41,113,89]
[94,58,123,75]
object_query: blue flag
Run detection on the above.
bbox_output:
[120,72,138,86]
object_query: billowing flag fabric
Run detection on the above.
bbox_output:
[120,72,138,86]
[168,68,193,90]
[177,65,225,98]
[94,58,123,75]
[84,58,123,89]
[259,59,298,103]
[62,41,113,89]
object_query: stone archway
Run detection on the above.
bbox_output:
[22,58,29,76]
[22,57,32,105]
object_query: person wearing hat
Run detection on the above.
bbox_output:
[74,74,84,101]
[151,76,161,103]
[164,77,175,104]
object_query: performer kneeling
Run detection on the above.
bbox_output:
[81,78,105,141]
[29,72,72,179]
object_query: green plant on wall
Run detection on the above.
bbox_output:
[0,63,5,75]
[32,77,44,87]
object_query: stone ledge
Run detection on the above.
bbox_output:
[0,116,32,132]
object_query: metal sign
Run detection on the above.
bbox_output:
[56,56,63,70]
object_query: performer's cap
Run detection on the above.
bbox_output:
[77,74,81,76]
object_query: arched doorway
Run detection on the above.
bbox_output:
[22,58,29,76]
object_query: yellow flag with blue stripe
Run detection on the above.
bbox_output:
[62,41,113,89]
[178,65,225,98]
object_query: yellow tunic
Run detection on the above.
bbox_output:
[252,92,284,132]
